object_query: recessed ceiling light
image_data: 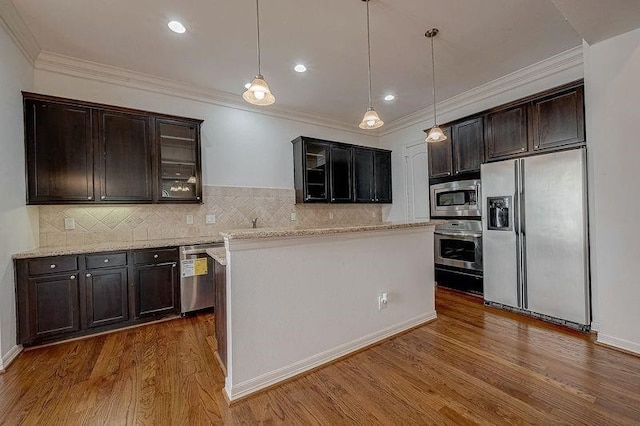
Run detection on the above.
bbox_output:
[168,21,186,34]
[384,94,396,101]
[244,83,252,89]
[294,64,307,73]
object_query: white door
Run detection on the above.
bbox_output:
[404,142,429,222]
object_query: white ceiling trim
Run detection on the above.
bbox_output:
[34,51,377,136]
[380,46,584,136]
[0,1,40,64]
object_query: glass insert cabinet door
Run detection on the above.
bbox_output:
[304,141,330,202]
[158,120,201,201]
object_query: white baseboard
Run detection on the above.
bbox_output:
[224,311,437,401]
[597,334,640,356]
[0,345,23,372]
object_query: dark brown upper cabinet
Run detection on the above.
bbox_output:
[530,85,585,152]
[24,99,95,203]
[97,111,153,202]
[452,117,484,175]
[485,105,529,161]
[292,136,392,204]
[428,127,453,179]
[23,93,203,205]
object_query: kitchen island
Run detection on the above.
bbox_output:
[212,221,438,402]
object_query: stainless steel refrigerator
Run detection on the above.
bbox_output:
[481,148,590,328]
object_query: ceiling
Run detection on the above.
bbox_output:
[5,1,638,127]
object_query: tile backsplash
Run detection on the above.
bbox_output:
[39,186,382,247]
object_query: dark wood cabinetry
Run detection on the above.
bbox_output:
[132,248,179,319]
[452,118,483,175]
[428,127,453,179]
[530,85,584,152]
[16,247,179,347]
[485,105,528,161]
[23,93,203,205]
[213,259,227,371]
[293,136,392,204]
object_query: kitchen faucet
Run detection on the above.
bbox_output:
[252,218,258,228]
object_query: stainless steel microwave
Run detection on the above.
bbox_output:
[430,180,481,217]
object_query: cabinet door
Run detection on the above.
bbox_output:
[97,111,153,202]
[329,145,353,202]
[353,149,375,202]
[214,260,227,370]
[134,262,179,318]
[157,119,202,203]
[374,151,392,203]
[452,118,483,174]
[485,106,528,160]
[428,128,452,179]
[85,268,129,328]
[27,274,80,341]
[24,99,94,203]
[301,140,330,202]
[531,86,585,152]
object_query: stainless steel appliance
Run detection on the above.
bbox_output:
[179,243,223,314]
[430,179,481,217]
[481,148,590,329]
[434,220,483,272]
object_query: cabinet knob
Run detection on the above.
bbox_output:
[86,273,92,278]
[172,263,177,268]
[50,264,56,269]
[103,259,110,263]
[87,196,93,200]
[153,254,159,259]
[196,196,201,200]
[101,196,106,200]
[70,275,76,280]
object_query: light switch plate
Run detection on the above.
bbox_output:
[64,218,75,230]
[290,212,297,221]
[329,212,334,220]
[186,215,194,225]
[206,214,216,224]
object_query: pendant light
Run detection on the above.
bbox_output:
[243,0,275,106]
[358,0,384,130]
[425,28,447,143]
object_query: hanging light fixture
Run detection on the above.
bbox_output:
[424,28,447,143]
[243,0,275,106]
[358,0,384,130]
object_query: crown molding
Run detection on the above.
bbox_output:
[0,1,40,64]
[379,45,584,136]
[35,51,376,136]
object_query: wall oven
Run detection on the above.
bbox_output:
[430,179,481,217]
[434,220,482,272]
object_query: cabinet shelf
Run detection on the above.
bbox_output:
[161,160,196,166]
[161,135,195,142]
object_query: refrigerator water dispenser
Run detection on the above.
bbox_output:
[487,196,512,231]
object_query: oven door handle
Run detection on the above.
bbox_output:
[434,231,482,238]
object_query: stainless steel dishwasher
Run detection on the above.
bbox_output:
[179,243,223,314]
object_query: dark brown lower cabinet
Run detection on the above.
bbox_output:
[26,274,80,342]
[133,261,179,319]
[84,268,129,328]
[214,259,227,370]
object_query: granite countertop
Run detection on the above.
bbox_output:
[12,236,226,259]
[206,247,227,266]
[219,221,440,240]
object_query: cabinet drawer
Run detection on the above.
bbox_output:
[28,256,78,276]
[133,248,178,265]
[85,252,127,269]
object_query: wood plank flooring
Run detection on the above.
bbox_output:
[1,287,639,425]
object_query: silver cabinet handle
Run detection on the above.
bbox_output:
[70,275,76,280]
[86,273,92,278]
[153,254,159,259]
[50,264,56,269]
[103,259,109,263]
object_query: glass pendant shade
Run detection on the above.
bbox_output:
[359,108,384,130]
[425,125,447,143]
[243,75,275,106]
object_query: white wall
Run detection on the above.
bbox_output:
[0,24,37,369]
[584,28,640,354]
[34,71,379,189]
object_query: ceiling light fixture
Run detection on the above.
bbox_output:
[384,94,395,101]
[358,0,383,130]
[243,0,275,106]
[167,21,186,34]
[294,64,307,73]
[425,28,447,143]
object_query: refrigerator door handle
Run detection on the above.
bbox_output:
[519,158,528,309]
[514,160,522,308]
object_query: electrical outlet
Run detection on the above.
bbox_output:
[64,218,75,230]
[186,214,194,225]
[372,211,377,218]
[378,292,388,310]
[206,214,216,224]
[329,211,334,220]
[290,212,297,221]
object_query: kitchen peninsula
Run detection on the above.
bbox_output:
[211,221,438,402]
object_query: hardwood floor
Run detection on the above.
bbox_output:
[1,287,639,425]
